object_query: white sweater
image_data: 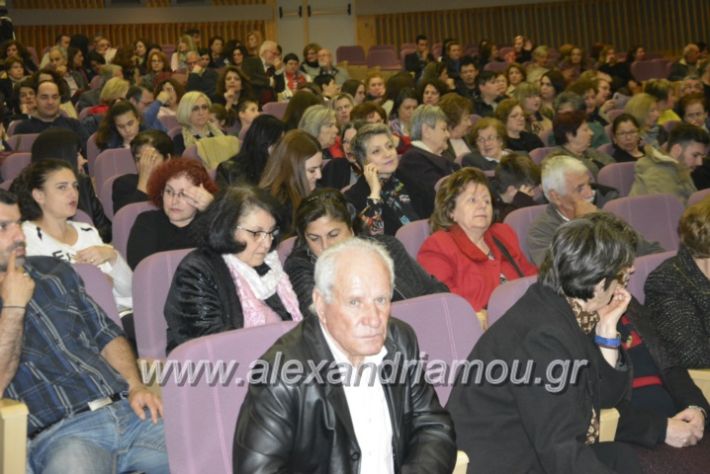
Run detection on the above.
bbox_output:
[22,220,133,311]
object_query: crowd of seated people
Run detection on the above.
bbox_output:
[0,25,710,472]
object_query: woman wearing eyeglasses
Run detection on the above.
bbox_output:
[164,185,303,352]
[172,91,224,156]
[611,113,647,163]
[461,118,512,171]
[126,158,217,270]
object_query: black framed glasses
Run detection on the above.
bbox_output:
[237,226,280,242]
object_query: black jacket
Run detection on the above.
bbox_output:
[284,234,449,316]
[163,248,294,352]
[447,282,632,473]
[645,246,710,368]
[78,174,112,243]
[397,146,460,218]
[233,315,457,473]
[615,298,710,447]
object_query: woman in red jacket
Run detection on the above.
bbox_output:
[417,167,537,329]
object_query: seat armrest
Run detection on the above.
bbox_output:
[0,398,28,474]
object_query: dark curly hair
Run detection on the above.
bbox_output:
[11,160,76,221]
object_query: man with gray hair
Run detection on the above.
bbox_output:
[241,39,285,105]
[234,238,456,472]
[527,155,662,265]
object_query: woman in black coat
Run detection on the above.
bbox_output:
[164,185,303,352]
[447,212,643,473]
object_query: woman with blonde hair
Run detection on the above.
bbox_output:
[245,31,263,57]
[624,92,665,147]
[171,34,197,72]
[173,90,224,155]
[512,82,552,137]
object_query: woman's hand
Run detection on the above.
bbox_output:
[182,183,214,211]
[137,145,162,179]
[363,163,382,201]
[596,286,631,336]
[223,89,236,107]
[75,245,118,266]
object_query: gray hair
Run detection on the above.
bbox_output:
[298,105,336,138]
[554,91,585,113]
[350,123,393,166]
[259,40,278,57]
[313,238,395,304]
[512,82,540,102]
[48,45,67,61]
[541,155,589,201]
[410,104,447,140]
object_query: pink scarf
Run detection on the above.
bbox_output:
[223,252,303,328]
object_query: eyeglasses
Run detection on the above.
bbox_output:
[163,187,186,200]
[237,226,280,242]
[191,104,209,112]
[615,130,639,138]
[476,135,500,144]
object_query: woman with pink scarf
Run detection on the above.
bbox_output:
[164,185,303,352]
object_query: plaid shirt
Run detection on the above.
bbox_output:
[3,256,127,435]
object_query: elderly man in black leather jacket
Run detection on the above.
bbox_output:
[233,238,456,473]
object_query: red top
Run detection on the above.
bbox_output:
[417,223,538,312]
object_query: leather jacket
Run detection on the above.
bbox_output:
[234,316,457,473]
[78,174,112,243]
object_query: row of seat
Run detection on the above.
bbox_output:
[395,191,709,263]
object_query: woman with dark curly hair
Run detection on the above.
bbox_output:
[126,157,217,269]
[164,185,303,352]
[95,100,144,150]
[211,65,255,124]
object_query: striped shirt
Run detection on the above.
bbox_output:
[3,256,127,435]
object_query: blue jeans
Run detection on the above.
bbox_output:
[28,399,169,474]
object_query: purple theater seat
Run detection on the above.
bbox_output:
[394,218,430,259]
[262,101,288,120]
[336,45,366,65]
[133,248,193,360]
[0,152,30,182]
[158,114,179,132]
[688,188,710,207]
[7,133,39,153]
[162,321,297,474]
[93,148,136,192]
[168,126,182,140]
[112,201,158,260]
[366,49,401,70]
[603,194,684,252]
[277,236,296,265]
[597,161,636,197]
[391,293,483,404]
[529,146,556,165]
[487,275,538,328]
[72,209,94,226]
[98,174,122,220]
[628,251,674,304]
[86,133,102,176]
[483,61,507,73]
[596,142,615,156]
[72,263,122,328]
[502,204,547,261]
[631,60,658,81]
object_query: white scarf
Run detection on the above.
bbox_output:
[221,251,285,300]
